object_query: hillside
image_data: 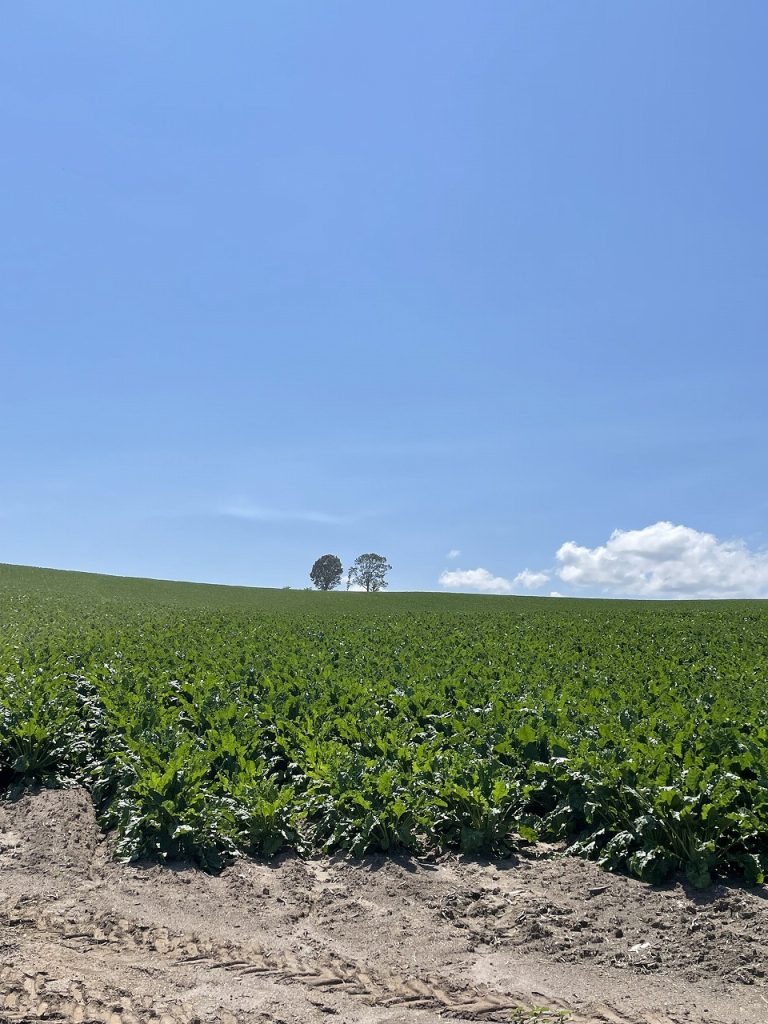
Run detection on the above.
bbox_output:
[0,562,767,1022]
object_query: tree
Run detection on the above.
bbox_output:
[347,553,392,592]
[309,554,343,591]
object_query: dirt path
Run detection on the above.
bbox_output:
[0,789,765,1024]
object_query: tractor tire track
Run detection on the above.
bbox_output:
[0,898,582,1023]
[0,964,202,1024]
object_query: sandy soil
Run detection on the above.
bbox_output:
[0,788,766,1024]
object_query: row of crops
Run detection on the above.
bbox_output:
[1,565,767,886]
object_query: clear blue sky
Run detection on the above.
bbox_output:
[2,2,767,597]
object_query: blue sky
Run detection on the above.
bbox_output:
[2,2,767,597]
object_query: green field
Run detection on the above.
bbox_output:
[1,562,766,886]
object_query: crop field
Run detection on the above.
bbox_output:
[1,562,766,888]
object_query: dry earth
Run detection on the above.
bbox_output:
[0,788,766,1024]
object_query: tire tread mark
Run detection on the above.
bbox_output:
[0,898,693,1024]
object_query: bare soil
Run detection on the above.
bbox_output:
[0,788,766,1024]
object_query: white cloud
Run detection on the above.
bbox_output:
[218,503,350,526]
[439,566,550,595]
[439,567,514,595]
[556,521,768,599]
[512,568,550,589]
[548,591,564,597]
[446,549,461,560]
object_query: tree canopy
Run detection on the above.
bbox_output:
[347,553,392,592]
[309,554,343,591]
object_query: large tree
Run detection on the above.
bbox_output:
[347,553,392,592]
[309,554,343,591]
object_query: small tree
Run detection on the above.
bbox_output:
[347,553,392,592]
[309,554,343,591]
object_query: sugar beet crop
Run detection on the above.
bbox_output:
[1,563,767,886]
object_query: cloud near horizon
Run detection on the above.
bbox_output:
[438,565,551,595]
[556,521,768,598]
[438,522,768,600]
[513,568,551,589]
[438,567,514,594]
